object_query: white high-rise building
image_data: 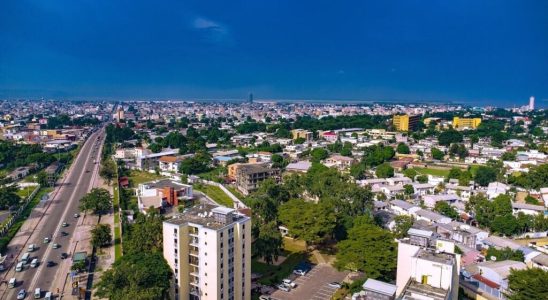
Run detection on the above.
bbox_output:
[529,96,535,110]
[163,204,251,300]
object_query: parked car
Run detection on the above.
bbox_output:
[277,284,290,292]
[282,279,297,288]
[258,296,271,300]
[74,213,80,218]
[328,282,342,289]
[293,269,307,276]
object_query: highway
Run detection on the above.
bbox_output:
[0,127,105,299]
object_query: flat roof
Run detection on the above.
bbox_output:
[362,278,397,296]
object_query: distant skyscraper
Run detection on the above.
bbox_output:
[248,93,253,103]
[529,96,535,110]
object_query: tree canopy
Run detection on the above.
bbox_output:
[506,267,548,300]
[80,188,112,215]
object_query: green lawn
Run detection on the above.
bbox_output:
[414,167,450,177]
[252,252,307,286]
[196,184,234,208]
[128,170,166,185]
[16,186,38,198]
[226,185,245,201]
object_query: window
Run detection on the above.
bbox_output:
[174,238,178,244]
[174,228,178,233]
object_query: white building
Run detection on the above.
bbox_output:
[486,182,509,200]
[396,239,460,300]
[163,205,251,300]
[511,202,545,216]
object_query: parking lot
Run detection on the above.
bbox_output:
[269,264,349,300]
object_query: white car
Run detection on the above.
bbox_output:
[328,282,342,289]
[282,279,296,288]
[17,289,26,300]
[293,269,307,276]
[259,296,271,300]
[277,284,290,292]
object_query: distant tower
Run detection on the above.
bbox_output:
[248,93,254,103]
[529,96,535,110]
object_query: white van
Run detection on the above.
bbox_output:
[8,278,16,288]
[45,292,52,300]
[21,252,30,264]
[15,262,23,272]
[34,288,41,299]
[31,258,39,268]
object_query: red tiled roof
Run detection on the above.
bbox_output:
[159,156,178,163]
[472,274,500,289]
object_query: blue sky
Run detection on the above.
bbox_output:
[0,1,547,106]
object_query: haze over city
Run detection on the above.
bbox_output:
[1,1,547,107]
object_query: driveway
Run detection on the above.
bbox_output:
[270,264,349,300]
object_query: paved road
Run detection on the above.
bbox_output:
[0,127,105,299]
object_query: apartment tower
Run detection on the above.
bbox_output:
[163,204,252,300]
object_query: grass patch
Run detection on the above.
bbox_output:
[283,238,306,253]
[128,170,165,186]
[16,186,38,198]
[414,167,450,177]
[226,185,245,200]
[195,184,234,208]
[252,252,307,286]
[0,187,53,253]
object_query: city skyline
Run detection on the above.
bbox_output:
[1,1,547,106]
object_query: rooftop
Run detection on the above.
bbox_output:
[165,204,248,230]
[400,279,449,300]
[415,248,455,265]
[362,278,396,297]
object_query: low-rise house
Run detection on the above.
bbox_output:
[136,149,178,171]
[411,183,434,196]
[486,182,509,199]
[352,278,397,300]
[462,260,527,299]
[423,194,461,209]
[389,200,420,216]
[511,202,545,216]
[323,155,354,170]
[414,209,452,224]
[138,179,193,209]
[530,253,548,270]
[380,185,405,199]
[285,160,312,173]
[445,183,474,201]
[437,221,489,249]
[158,156,182,172]
[481,236,521,251]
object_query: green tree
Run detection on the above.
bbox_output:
[0,183,20,209]
[350,163,367,180]
[310,148,329,162]
[179,152,211,175]
[438,129,463,146]
[416,175,428,183]
[474,166,498,186]
[434,201,459,219]
[124,212,164,255]
[431,147,445,160]
[501,151,517,161]
[403,184,414,197]
[79,188,112,215]
[100,159,116,184]
[506,268,548,300]
[403,168,417,180]
[252,220,283,265]
[375,163,394,178]
[91,224,113,248]
[36,171,49,186]
[486,247,524,262]
[396,143,410,154]
[95,252,172,299]
[334,218,397,280]
[393,215,414,239]
[278,199,337,245]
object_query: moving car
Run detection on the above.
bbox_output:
[74,213,80,218]
[46,261,55,267]
[30,258,39,268]
[61,222,69,227]
[28,244,36,252]
[43,237,50,244]
[17,289,26,300]
[60,231,69,236]
[15,262,23,272]
[60,253,68,259]
[8,278,16,288]
[34,288,41,299]
[52,243,60,249]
